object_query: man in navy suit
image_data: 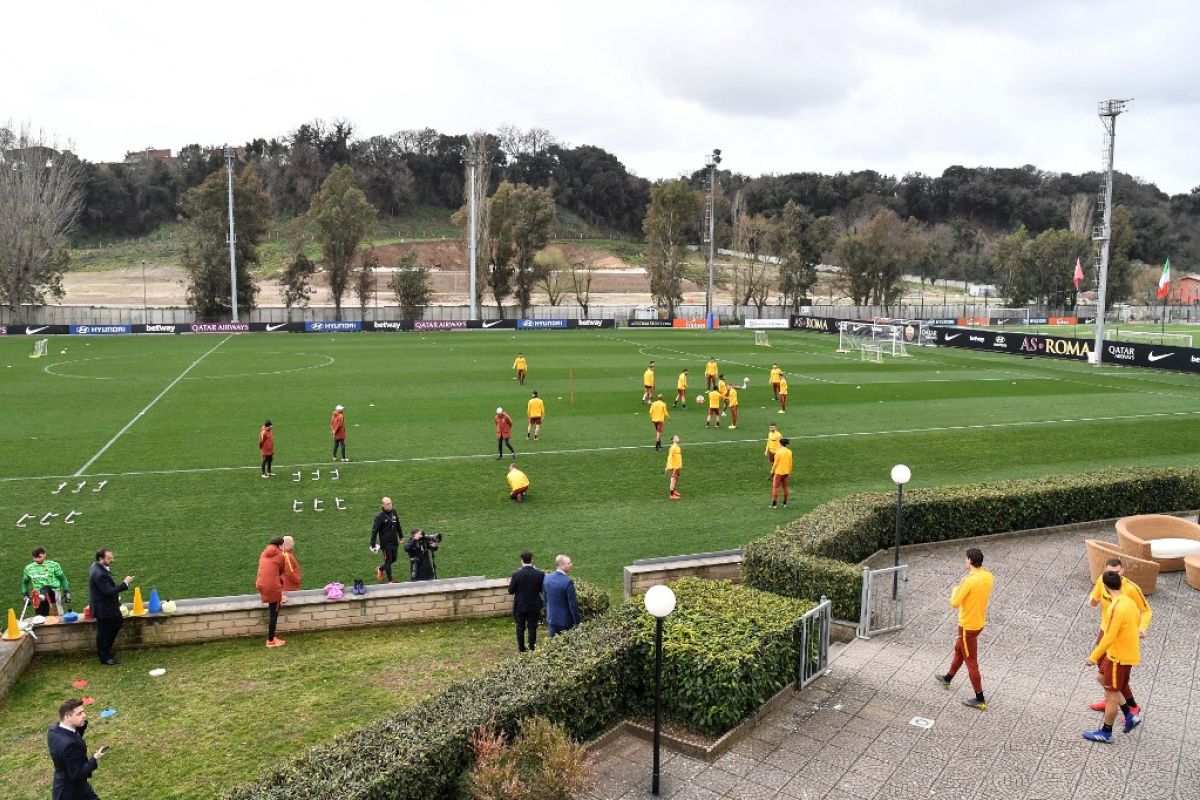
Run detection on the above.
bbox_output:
[48,698,106,799]
[508,549,545,652]
[87,549,134,666]
[543,554,581,637]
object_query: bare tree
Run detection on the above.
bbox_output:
[355,247,380,319]
[534,247,569,306]
[0,124,84,317]
[569,258,597,318]
[1069,194,1094,237]
[279,252,316,322]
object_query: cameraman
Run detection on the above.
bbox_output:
[370,497,402,583]
[403,529,438,581]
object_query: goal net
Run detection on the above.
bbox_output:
[754,331,771,347]
[988,308,1031,327]
[29,339,48,359]
[837,321,908,357]
[859,344,883,363]
[1106,329,1193,348]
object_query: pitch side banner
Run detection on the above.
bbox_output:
[518,319,568,329]
[936,327,1092,362]
[70,324,131,335]
[627,319,673,328]
[743,318,790,330]
[672,318,718,329]
[574,319,614,328]
[304,321,362,333]
[789,315,838,333]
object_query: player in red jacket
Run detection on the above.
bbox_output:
[495,407,516,460]
[330,404,347,461]
[258,420,275,478]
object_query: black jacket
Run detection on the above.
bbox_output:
[403,535,435,581]
[508,564,545,616]
[48,722,100,800]
[87,563,128,620]
[370,509,402,550]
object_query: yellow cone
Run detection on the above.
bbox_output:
[131,587,147,617]
[2,608,24,640]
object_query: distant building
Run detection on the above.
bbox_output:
[124,147,175,166]
[1171,275,1200,305]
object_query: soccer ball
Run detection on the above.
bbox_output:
[696,395,705,405]
[743,377,751,387]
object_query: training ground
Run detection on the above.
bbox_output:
[3,327,1200,600]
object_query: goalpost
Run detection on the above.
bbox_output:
[754,331,771,347]
[1106,329,1193,348]
[988,308,1031,327]
[838,321,909,357]
[29,339,48,359]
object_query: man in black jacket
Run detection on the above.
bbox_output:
[87,549,134,666]
[403,529,437,581]
[508,550,544,652]
[369,497,402,583]
[48,697,106,799]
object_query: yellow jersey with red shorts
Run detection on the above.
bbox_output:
[1090,594,1141,693]
[649,400,669,431]
[527,397,545,423]
[643,368,655,390]
[507,468,530,497]
[665,443,682,474]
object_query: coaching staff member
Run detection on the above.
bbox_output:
[508,550,544,652]
[370,497,402,583]
[88,549,134,666]
[48,697,108,799]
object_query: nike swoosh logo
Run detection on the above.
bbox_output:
[482,321,502,328]
[266,323,287,331]
[944,333,961,341]
[26,326,49,334]
[1147,352,1174,362]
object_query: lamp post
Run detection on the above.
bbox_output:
[463,148,480,320]
[644,584,676,796]
[141,259,148,322]
[891,464,911,599]
[704,149,721,328]
[224,146,239,322]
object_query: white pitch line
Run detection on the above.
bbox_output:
[72,335,234,476]
[2,406,1196,485]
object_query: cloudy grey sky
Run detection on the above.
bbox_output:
[6,0,1198,193]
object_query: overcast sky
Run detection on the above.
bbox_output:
[5,1,1198,194]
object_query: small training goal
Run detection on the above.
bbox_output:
[754,331,771,347]
[838,321,909,357]
[29,339,48,359]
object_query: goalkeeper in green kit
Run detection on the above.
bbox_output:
[21,546,70,616]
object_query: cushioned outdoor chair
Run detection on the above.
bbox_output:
[1185,555,1200,591]
[1116,514,1200,573]
[1085,538,1159,595]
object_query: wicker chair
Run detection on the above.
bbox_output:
[1185,555,1200,591]
[1085,539,1159,595]
[1116,514,1200,572]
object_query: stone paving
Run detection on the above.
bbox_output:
[584,525,1200,799]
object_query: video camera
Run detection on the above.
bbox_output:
[412,529,443,550]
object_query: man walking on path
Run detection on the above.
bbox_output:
[544,555,580,637]
[370,497,403,583]
[1084,571,1144,742]
[1087,557,1149,714]
[935,547,995,710]
[508,550,544,652]
[330,405,347,461]
[495,407,516,460]
[88,549,134,665]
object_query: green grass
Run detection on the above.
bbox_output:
[4,328,1200,603]
[981,321,1200,345]
[0,618,512,800]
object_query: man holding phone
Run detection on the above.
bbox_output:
[48,697,108,798]
[87,549,135,666]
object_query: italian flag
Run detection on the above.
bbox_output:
[1157,257,1171,298]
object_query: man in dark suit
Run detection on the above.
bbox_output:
[508,550,545,652]
[48,697,106,799]
[543,554,581,638]
[87,549,134,666]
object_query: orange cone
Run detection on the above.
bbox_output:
[2,608,24,640]
[131,587,147,617]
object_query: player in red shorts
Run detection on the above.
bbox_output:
[648,394,669,450]
[1084,571,1143,742]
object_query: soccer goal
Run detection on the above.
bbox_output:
[988,308,1031,327]
[29,339,48,359]
[838,321,909,357]
[754,331,771,347]
[859,343,883,363]
[1106,329,1194,348]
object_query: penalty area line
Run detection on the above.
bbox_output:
[4,406,1199,484]
[72,335,235,477]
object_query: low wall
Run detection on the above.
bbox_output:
[29,577,510,656]
[623,550,743,601]
[0,635,35,700]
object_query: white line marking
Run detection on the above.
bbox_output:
[1,407,1194,485]
[72,336,234,476]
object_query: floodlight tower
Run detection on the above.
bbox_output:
[463,148,481,319]
[225,145,239,322]
[704,149,721,326]
[1091,99,1131,366]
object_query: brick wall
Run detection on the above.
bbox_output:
[0,635,34,701]
[30,577,513,656]
[623,552,743,600]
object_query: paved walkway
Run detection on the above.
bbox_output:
[585,525,1200,799]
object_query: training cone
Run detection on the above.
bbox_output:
[148,588,162,614]
[131,587,147,617]
[2,608,24,640]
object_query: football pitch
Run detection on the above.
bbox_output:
[3,328,1200,602]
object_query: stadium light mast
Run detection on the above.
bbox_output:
[704,149,721,327]
[464,148,480,320]
[1091,99,1131,367]
[224,146,240,322]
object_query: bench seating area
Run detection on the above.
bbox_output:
[1116,514,1200,572]
[1084,538,1159,595]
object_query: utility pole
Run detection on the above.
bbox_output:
[1091,99,1131,367]
[704,149,721,327]
[464,148,480,319]
[224,146,239,321]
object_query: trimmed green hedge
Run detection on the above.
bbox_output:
[221,607,646,800]
[632,577,813,736]
[574,578,611,619]
[744,466,1200,620]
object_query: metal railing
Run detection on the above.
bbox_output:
[857,565,908,639]
[794,596,832,690]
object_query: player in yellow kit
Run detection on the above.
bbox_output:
[642,361,656,404]
[1086,558,1149,715]
[726,384,739,429]
[526,390,545,440]
[777,376,788,413]
[704,357,718,390]
[705,388,722,429]
[769,364,782,400]
[764,423,782,476]
[935,548,995,710]
[507,463,530,502]
[770,438,792,508]
[513,353,528,384]
[649,393,669,450]
[665,434,682,500]
[674,368,688,408]
[1084,571,1144,741]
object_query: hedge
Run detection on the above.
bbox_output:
[632,577,813,736]
[744,466,1200,620]
[221,607,646,800]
